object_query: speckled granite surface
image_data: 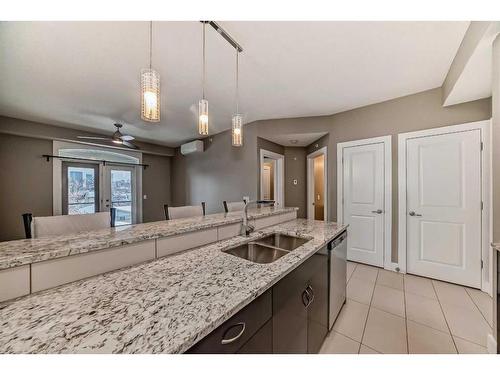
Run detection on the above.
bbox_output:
[0,219,346,354]
[0,207,297,270]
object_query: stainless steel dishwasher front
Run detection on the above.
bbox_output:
[328,230,347,330]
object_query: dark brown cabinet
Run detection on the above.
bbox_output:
[186,247,329,354]
[273,247,328,354]
[186,289,272,354]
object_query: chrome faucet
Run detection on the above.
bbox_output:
[241,200,275,236]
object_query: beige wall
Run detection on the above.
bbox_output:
[142,153,172,222]
[0,132,173,241]
[284,147,307,218]
[171,125,259,214]
[169,87,491,262]
[256,87,491,261]
[0,134,53,241]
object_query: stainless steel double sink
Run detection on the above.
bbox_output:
[223,233,310,264]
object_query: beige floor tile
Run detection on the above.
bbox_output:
[433,280,476,310]
[407,320,457,354]
[362,308,407,354]
[332,298,369,342]
[441,302,492,346]
[404,274,437,300]
[359,344,380,354]
[466,288,493,327]
[347,261,357,282]
[453,336,489,354]
[347,276,375,305]
[377,269,404,290]
[351,263,379,283]
[405,292,449,333]
[371,284,405,317]
[320,331,360,354]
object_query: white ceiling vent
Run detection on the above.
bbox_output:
[180,140,204,155]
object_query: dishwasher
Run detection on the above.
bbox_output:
[327,230,347,330]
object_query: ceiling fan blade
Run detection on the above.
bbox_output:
[120,135,135,141]
[77,136,110,140]
[122,140,139,149]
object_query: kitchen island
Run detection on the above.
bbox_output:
[0,213,345,353]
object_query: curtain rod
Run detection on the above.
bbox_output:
[42,154,149,169]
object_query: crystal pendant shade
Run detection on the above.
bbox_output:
[141,68,160,122]
[232,114,243,147]
[198,99,209,135]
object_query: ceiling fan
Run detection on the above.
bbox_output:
[77,123,139,149]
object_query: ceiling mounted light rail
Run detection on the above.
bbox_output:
[200,21,245,147]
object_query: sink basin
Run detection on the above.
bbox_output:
[223,242,289,264]
[255,233,309,251]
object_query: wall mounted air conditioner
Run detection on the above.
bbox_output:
[180,140,204,155]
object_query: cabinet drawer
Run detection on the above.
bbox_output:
[254,211,297,230]
[0,265,30,303]
[157,228,217,258]
[31,240,155,292]
[217,223,241,241]
[187,289,272,353]
[237,319,272,354]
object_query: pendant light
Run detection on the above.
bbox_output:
[198,22,209,135]
[232,49,243,147]
[141,21,160,122]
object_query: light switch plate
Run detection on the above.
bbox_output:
[143,195,148,200]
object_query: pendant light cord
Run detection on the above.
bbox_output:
[202,22,206,100]
[149,21,153,70]
[235,49,239,114]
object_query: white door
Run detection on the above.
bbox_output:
[262,165,271,200]
[343,143,385,267]
[102,165,136,226]
[406,130,482,288]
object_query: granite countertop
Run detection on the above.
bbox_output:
[0,218,346,354]
[0,207,297,270]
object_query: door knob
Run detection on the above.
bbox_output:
[371,209,383,214]
[409,211,422,217]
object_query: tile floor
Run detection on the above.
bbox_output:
[320,261,493,354]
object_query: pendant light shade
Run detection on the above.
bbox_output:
[232,114,243,147]
[198,98,209,135]
[231,49,243,146]
[141,68,160,122]
[198,22,209,135]
[141,21,160,123]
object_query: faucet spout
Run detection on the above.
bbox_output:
[241,200,275,236]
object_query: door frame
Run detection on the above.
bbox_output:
[259,149,285,208]
[307,146,328,221]
[398,120,492,295]
[337,135,393,270]
[102,164,138,225]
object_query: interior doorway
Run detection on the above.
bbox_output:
[337,136,392,269]
[307,146,327,221]
[260,149,284,207]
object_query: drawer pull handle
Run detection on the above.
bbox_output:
[304,285,314,308]
[221,322,246,345]
[302,290,310,307]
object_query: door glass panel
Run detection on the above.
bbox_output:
[67,166,97,214]
[111,170,133,225]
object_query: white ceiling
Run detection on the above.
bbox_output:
[0,21,469,147]
[263,132,328,147]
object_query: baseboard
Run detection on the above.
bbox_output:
[487,333,497,354]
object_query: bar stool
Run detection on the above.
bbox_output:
[22,209,116,239]
[164,202,206,220]
[223,199,247,213]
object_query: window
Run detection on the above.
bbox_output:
[62,162,99,215]
[110,169,133,225]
